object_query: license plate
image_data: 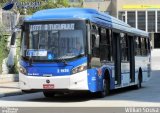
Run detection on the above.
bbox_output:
[43,84,54,89]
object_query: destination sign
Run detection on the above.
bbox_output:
[30,24,75,31]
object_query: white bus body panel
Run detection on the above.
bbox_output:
[19,70,88,91]
[135,55,150,82]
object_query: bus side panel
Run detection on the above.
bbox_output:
[135,56,151,83]
[87,66,115,92]
[101,66,115,90]
[141,56,151,82]
[87,69,100,92]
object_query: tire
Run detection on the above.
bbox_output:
[96,78,110,98]
[43,91,55,98]
[135,71,142,89]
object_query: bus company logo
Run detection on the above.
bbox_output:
[46,79,50,84]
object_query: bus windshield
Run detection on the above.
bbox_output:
[21,21,86,61]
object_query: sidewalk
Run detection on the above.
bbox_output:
[0,82,22,98]
[0,74,22,98]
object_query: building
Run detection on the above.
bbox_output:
[70,0,160,49]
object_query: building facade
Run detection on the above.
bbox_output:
[70,0,160,49]
[115,0,160,49]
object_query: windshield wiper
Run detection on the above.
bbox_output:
[29,56,33,66]
[76,53,84,57]
[60,58,67,65]
[56,56,67,65]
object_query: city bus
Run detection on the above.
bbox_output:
[19,8,151,98]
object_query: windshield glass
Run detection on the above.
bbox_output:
[21,21,86,61]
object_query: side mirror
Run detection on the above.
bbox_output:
[21,25,25,31]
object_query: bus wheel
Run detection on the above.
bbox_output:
[135,71,142,89]
[43,91,55,98]
[97,78,110,98]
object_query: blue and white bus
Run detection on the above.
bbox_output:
[19,8,151,97]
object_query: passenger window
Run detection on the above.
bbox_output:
[100,28,112,62]
[147,38,151,54]
[90,24,101,67]
[120,33,129,61]
[141,38,146,56]
[91,24,100,58]
[135,37,141,56]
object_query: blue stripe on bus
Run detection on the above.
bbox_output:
[87,66,115,92]
[20,57,87,76]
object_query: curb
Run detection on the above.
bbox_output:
[0,90,23,98]
[0,74,19,83]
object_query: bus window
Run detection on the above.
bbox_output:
[141,38,147,56]
[120,33,129,61]
[90,24,101,67]
[91,24,100,58]
[135,37,141,56]
[147,38,151,54]
[144,38,148,55]
[100,28,112,62]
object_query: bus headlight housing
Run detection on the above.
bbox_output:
[72,63,87,74]
[19,66,27,75]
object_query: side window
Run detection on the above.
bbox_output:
[120,33,129,61]
[144,38,148,55]
[135,37,141,56]
[145,38,150,55]
[91,24,100,58]
[100,28,112,62]
[141,37,149,56]
[147,38,151,54]
[141,38,145,56]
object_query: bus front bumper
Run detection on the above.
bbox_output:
[19,70,89,91]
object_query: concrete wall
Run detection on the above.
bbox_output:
[83,1,111,13]
[110,0,117,17]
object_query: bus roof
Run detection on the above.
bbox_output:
[25,8,148,37]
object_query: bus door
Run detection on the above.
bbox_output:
[128,36,135,83]
[113,32,121,86]
[120,34,136,86]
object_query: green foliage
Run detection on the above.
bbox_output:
[0,24,9,73]
[0,0,70,14]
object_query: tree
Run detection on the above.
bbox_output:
[1,0,70,15]
[21,0,69,15]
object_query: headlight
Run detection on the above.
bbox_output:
[72,63,87,74]
[19,66,27,75]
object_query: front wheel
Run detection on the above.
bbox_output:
[43,91,55,98]
[96,79,110,98]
